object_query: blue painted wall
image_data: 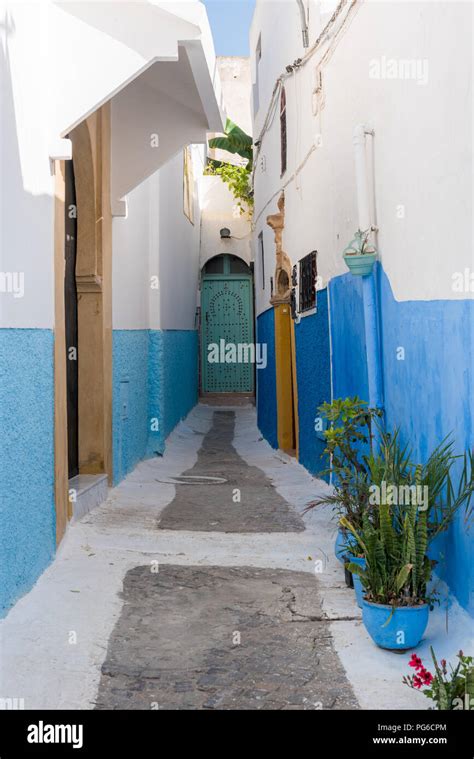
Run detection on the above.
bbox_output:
[113,329,198,483]
[147,330,199,456]
[112,330,150,483]
[0,329,56,616]
[329,273,369,401]
[256,308,278,449]
[377,267,474,615]
[294,289,331,479]
[329,265,474,616]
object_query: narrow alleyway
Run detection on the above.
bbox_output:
[94,409,352,710]
[1,404,441,711]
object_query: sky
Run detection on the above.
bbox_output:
[203,1,256,56]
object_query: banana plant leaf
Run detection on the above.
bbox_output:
[208,118,253,167]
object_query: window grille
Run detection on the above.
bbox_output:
[299,251,317,312]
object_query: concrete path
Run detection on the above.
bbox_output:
[1,404,469,710]
[158,409,304,532]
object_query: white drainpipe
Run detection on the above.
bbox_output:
[296,0,309,48]
[352,124,384,413]
[353,123,373,233]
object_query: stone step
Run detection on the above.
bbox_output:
[69,474,109,521]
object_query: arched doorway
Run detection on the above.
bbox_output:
[200,254,255,396]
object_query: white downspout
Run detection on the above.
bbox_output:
[352,124,384,414]
[296,0,309,48]
[353,123,373,234]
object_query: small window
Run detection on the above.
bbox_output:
[258,232,265,288]
[280,87,287,177]
[229,256,250,274]
[203,256,224,274]
[299,251,317,312]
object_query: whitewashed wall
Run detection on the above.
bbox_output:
[112,146,203,332]
[0,0,221,329]
[0,1,55,329]
[250,0,473,316]
[199,57,252,270]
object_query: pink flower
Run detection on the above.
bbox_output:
[421,669,433,686]
[409,654,423,670]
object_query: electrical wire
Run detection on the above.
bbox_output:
[251,0,360,185]
[251,0,361,227]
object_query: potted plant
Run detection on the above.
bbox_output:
[346,551,366,608]
[343,228,377,276]
[343,510,432,650]
[344,440,473,650]
[305,397,383,555]
[403,649,474,710]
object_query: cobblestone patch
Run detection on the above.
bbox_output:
[157,411,304,533]
[95,565,359,710]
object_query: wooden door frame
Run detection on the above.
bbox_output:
[54,104,112,543]
[273,303,299,456]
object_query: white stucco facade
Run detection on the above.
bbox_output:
[199,57,253,271]
[250,0,473,316]
[0,0,223,329]
[112,146,203,331]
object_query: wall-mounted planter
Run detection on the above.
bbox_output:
[362,600,430,651]
[343,252,377,277]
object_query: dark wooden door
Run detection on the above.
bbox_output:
[64,160,79,479]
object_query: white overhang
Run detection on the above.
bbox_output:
[48,1,224,164]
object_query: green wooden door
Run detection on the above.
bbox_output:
[201,276,254,393]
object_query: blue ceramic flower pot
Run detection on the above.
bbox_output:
[334,528,357,563]
[348,555,366,608]
[361,600,430,650]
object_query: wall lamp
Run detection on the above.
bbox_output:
[219,228,249,241]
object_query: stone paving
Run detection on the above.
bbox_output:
[157,410,305,533]
[94,410,357,710]
[95,565,358,710]
[2,404,445,711]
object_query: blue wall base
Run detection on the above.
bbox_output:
[294,290,331,479]
[113,329,198,484]
[0,329,56,616]
[256,308,278,449]
[329,264,474,617]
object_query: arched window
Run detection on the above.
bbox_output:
[280,87,287,177]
